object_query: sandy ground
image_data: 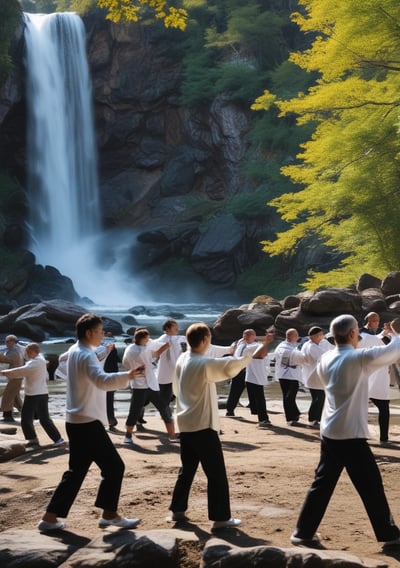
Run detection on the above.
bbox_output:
[2,392,400,567]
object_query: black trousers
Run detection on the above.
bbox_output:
[278,378,300,422]
[293,436,400,542]
[226,369,246,413]
[126,388,172,427]
[308,388,325,423]
[21,394,61,442]
[246,382,269,422]
[170,428,231,521]
[46,420,125,518]
[370,398,390,442]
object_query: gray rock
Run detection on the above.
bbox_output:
[203,538,386,568]
[381,271,400,296]
[0,440,25,462]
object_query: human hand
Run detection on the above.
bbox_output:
[129,365,144,379]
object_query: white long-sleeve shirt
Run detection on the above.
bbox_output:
[310,337,400,439]
[156,334,186,385]
[66,341,131,425]
[3,354,48,396]
[290,338,333,386]
[173,350,252,433]
[359,332,390,400]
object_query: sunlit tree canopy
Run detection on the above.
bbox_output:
[253,0,400,289]
[97,0,188,30]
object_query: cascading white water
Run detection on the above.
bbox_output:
[25,12,100,257]
[24,12,149,305]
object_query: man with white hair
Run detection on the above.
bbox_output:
[291,314,400,550]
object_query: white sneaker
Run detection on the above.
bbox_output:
[99,516,141,529]
[38,519,66,531]
[212,517,241,529]
[123,436,134,445]
[54,438,66,446]
[290,533,322,547]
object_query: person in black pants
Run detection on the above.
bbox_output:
[38,313,143,532]
[291,314,400,549]
[225,329,257,417]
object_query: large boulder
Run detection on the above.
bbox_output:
[300,288,362,315]
[0,300,122,341]
[381,271,400,296]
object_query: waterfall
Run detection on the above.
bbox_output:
[24,12,148,306]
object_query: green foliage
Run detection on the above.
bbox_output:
[0,0,21,83]
[225,187,270,219]
[214,62,267,104]
[237,255,304,300]
[254,0,400,289]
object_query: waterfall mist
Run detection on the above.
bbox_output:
[24,12,149,306]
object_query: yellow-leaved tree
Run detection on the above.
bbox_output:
[252,0,400,289]
[97,0,187,30]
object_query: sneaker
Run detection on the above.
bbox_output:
[99,516,141,529]
[225,411,235,417]
[53,438,66,446]
[287,420,301,426]
[26,438,40,447]
[258,420,271,429]
[38,519,66,531]
[136,424,146,432]
[308,421,320,427]
[123,436,134,445]
[138,417,147,424]
[168,435,180,443]
[2,416,16,423]
[290,533,322,548]
[212,518,241,529]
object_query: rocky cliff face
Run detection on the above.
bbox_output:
[86,16,270,301]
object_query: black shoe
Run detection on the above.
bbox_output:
[138,417,147,424]
[225,411,235,417]
[2,416,16,423]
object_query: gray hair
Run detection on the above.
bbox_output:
[330,315,358,344]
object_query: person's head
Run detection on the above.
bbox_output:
[308,326,324,344]
[186,323,211,352]
[134,328,150,346]
[76,313,104,346]
[330,314,359,346]
[286,328,299,343]
[242,329,256,343]
[25,342,40,359]
[364,312,380,332]
[5,335,17,346]
[163,319,179,335]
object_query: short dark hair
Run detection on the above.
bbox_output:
[76,313,103,340]
[134,328,150,345]
[163,319,177,331]
[186,323,210,349]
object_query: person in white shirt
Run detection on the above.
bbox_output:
[156,319,186,408]
[244,331,273,428]
[168,323,275,530]
[0,334,25,422]
[0,343,64,447]
[291,314,400,549]
[225,329,257,417]
[122,328,175,444]
[38,313,143,532]
[359,327,391,444]
[274,328,303,425]
[290,326,333,426]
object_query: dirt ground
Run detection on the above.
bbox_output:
[2,402,400,567]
